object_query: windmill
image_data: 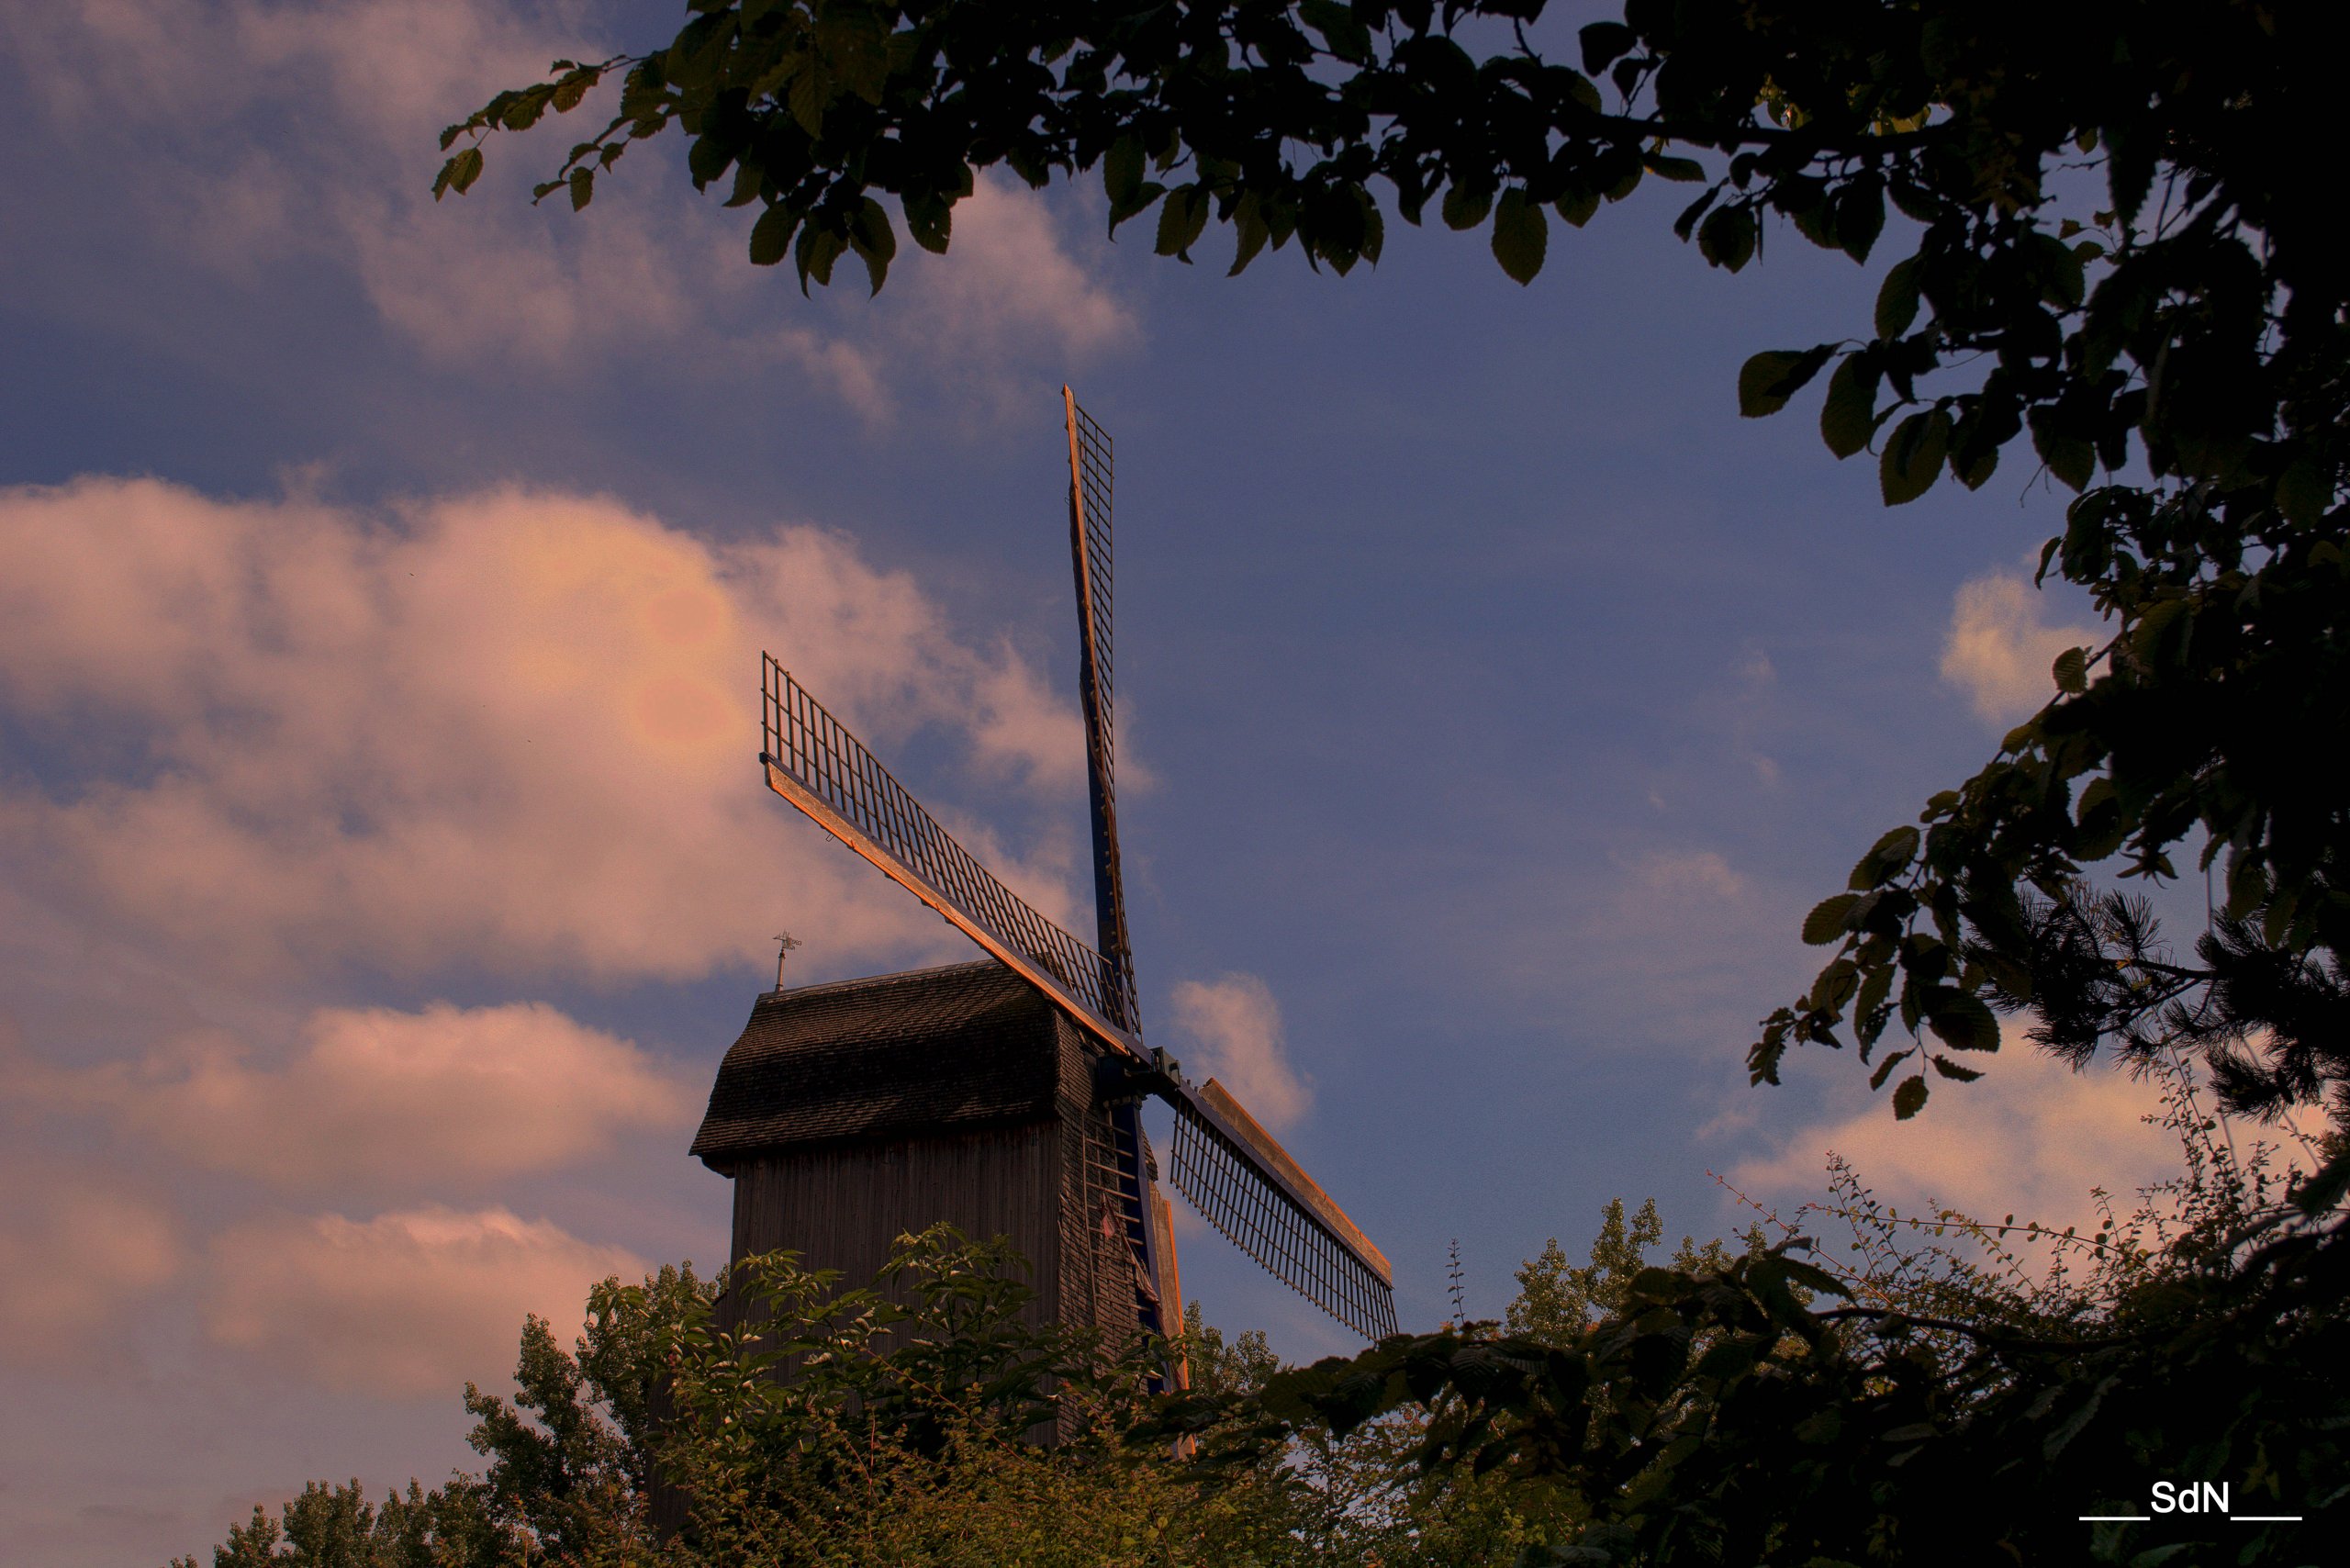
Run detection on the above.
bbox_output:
[689,390,1396,1359]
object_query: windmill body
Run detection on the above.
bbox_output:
[692,959,1180,1348]
[694,391,1397,1357]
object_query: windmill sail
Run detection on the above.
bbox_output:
[760,655,1140,1046]
[1168,1079,1399,1340]
[1064,387,1135,1027]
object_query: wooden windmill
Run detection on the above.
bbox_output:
[689,390,1397,1357]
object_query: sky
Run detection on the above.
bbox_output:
[0,3,2227,1562]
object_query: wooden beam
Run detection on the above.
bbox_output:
[1192,1077,1393,1285]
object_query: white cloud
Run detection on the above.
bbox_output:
[12,1002,692,1191]
[1731,1025,2179,1238]
[1941,571,2102,724]
[204,1205,642,1398]
[0,476,1089,982]
[1168,973,1311,1131]
[4,1,1134,407]
[0,1154,182,1368]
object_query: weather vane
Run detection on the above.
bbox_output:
[772,931,802,991]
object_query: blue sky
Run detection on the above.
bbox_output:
[0,4,2191,1563]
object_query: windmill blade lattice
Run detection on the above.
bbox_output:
[1064,388,1136,1025]
[1167,1080,1399,1340]
[760,655,1139,1040]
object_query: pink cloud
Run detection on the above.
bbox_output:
[1168,973,1312,1132]
[1941,571,2103,724]
[1730,1025,2180,1238]
[12,1002,692,1191]
[203,1205,642,1398]
[0,476,1088,984]
[0,1153,182,1368]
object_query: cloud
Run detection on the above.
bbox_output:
[0,476,1087,983]
[1730,1025,2180,1237]
[12,1002,692,1191]
[889,175,1140,395]
[4,1,1133,407]
[1168,973,1312,1131]
[0,1154,181,1368]
[1941,572,2102,724]
[203,1205,642,1398]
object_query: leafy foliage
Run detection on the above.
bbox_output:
[1247,1075,2349,1564]
[1176,1297,1281,1394]
[1506,1196,1743,1347]
[168,1480,502,1568]
[174,1231,1322,1567]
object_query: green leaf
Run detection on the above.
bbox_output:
[1696,206,1755,272]
[1646,155,1705,183]
[1874,257,1921,338]
[1802,893,1862,946]
[434,146,486,200]
[1441,183,1493,232]
[795,223,845,291]
[1850,825,1919,889]
[904,195,951,255]
[1808,958,1860,1012]
[1854,963,1896,1046]
[1490,189,1547,285]
[1835,177,1885,263]
[788,67,825,138]
[1891,1074,1930,1118]
[1673,187,1718,241]
[1819,353,1879,458]
[567,167,594,211]
[1155,183,1209,259]
[748,202,799,266]
[1578,20,1635,74]
[1738,345,1831,418]
[551,68,596,114]
[1356,190,1384,266]
[687,132,734,188]
[1879,409,1952,505]
[1299,0,1373,64]
[1930,1056,1984,1081]
[2052,645,2088,694]
[1926,991,2000,1052]
[1870,1049,1912,1091]
[1102,135,1144,207]
[2224,851,2270,920]
[847,196,896,294]
[2276,459,2332,525]
[1228,191,1270,276]
[2031,419,2096,492]
[1554,186,1600,228]
[1776,1256,1853,1299]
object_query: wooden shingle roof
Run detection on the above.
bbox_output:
[690,959,1070,1172]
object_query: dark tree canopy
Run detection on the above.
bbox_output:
[440,0,2347,1130]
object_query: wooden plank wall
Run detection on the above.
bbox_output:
[731,1122,1065,1325]
[721,1011,1160,1354]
